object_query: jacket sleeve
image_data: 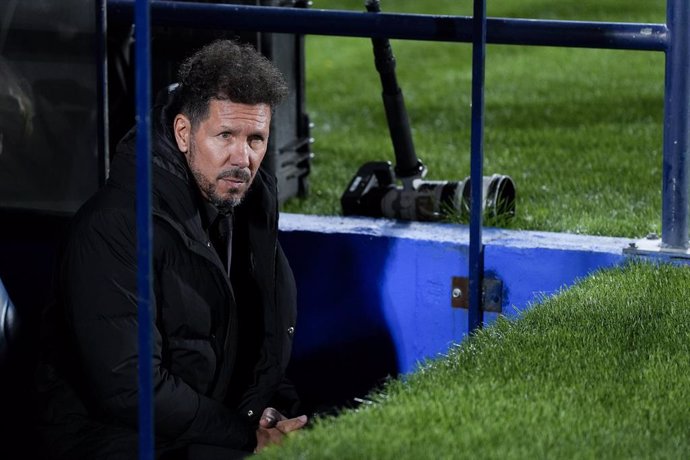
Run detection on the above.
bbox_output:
[62,209,256,450]
[268,377,303,418]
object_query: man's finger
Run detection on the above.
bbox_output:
[259,407,284,428]
[259,414,276,428]
[276,415,308,434]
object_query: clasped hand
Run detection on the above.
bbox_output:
[254,407,308,453]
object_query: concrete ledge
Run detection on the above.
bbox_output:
[280,213,634,250]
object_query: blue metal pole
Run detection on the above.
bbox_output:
[107,0,668,52]
[96,0,109,186]
[468,0,487,333]
[662,0,690,249]
[134,0,154,458]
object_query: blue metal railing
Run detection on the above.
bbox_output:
[114,1,687,457]
[468,0,487,331]
[108,2,686,248]
[109,1,668,50]
[663,1,690,248]
[133,1,154,459]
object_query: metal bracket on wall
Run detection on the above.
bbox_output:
[451,276,503,313]
[623,233,690,259]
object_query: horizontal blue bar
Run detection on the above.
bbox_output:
[107,0,668,52]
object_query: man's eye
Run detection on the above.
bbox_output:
[220,132,231,139]
[249,137,264,148]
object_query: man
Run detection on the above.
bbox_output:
[35,40,307,459]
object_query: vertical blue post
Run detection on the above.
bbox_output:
[96,0,109,186]
[134,0,154,458]
[662,0,690,249]
[468,0,487,332]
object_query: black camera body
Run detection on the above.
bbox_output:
[341,161,396,218]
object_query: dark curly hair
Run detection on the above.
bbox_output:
[176,39,288,127]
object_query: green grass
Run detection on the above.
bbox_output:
[281,0,666,238]
[260,261,690,459]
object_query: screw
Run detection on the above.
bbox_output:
[629,242,637,248]
[646,233,659,240]
[452,288,463,298]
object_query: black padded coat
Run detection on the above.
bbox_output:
[35,95,299,459]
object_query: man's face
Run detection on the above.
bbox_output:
[174,99,271,209]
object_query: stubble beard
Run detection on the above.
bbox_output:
[188,142,252,212]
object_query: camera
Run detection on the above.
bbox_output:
[341,161,516,222]
[340,1,517,223]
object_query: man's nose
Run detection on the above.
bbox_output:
[228,140,250,168]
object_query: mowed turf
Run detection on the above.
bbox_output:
[282,0,666,238]
[260,261,690,459]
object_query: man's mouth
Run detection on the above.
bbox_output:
[222,177,246,185]
[218,169,251,188]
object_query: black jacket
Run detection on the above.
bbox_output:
[35,94,299,459]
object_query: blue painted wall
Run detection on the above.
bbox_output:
[278,214,632,411]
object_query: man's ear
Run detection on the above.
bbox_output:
[173,114,191,154]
